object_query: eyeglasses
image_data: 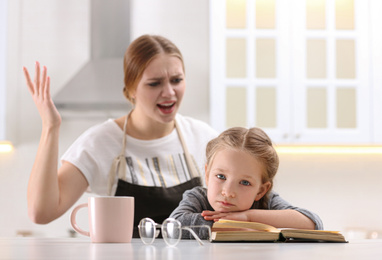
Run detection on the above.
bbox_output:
[138,217,211,247]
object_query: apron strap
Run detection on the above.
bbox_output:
[107,115,201,195]
[107,114,128,195]
[174,119,201,179]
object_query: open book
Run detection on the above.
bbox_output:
[211,219,347,243]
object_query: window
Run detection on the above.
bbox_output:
[210,0,380,144]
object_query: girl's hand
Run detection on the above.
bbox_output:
[23,62,61,128]
[202,210,250,222]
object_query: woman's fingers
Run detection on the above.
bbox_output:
[23,62,62,128]
[34,61,40,95]
[41,66,47,99]
[24,62,50,99]
[45,76,51,99]
[23,66,35,95]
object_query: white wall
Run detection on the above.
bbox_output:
[275,153,382,237]
[1,0,382,239]
[0,0,7,140]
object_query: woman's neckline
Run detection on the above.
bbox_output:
[114,113,176,140]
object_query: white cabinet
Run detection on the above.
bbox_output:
[371,0,382,143]
[210,0,381,144]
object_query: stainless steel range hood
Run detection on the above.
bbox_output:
[54,0,132,116]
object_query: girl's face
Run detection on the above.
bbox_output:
[205,148,271,212]
[132,53,185,124]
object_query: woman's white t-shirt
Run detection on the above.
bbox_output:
[61,114,218,195]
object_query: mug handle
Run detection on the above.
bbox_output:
[70,203,90,237]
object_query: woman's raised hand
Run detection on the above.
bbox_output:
[23,61,61,128]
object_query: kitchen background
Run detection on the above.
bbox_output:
[1,0,382,239]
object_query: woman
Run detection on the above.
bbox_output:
[23,35,218,237]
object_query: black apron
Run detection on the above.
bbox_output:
[115,177,202,237]
[108,115,203,238]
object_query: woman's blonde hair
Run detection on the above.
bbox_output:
[123,35,185,104]
[205,127,279,209]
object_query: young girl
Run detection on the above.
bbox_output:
[170,127,323,239]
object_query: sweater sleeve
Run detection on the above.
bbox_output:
[267,191,324,230]
[169,187,214,240]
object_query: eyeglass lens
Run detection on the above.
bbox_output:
[139,218,208,247]
[138,218,156,245]
[162,218,182,247]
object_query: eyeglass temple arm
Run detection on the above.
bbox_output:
[182,227,204,245]
[182,225,212,246]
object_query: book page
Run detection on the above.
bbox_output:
[213,219,279,232]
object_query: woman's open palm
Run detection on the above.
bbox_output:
[23,62,61,128]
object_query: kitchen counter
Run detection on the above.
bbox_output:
[0,237,381,259]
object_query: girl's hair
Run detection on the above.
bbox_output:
[205,127,279,209]
[123,35,185,104]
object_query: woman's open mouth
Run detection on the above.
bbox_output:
[157,102,176,114]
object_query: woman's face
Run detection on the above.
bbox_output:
[132,54,186,124]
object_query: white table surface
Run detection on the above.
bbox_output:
[1,237,381,260]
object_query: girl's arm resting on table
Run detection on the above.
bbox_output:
[202,209,316,230]
[171,212,212,240]
[169,187,213,240]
